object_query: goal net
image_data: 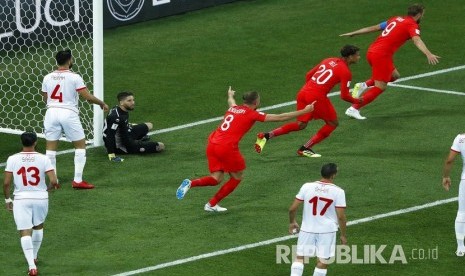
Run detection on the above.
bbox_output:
[0,0,103,145]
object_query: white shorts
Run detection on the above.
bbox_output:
[13,199,49,230]
[296,231,336,259]
[44,108,85,141]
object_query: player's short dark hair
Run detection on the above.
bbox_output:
[321,163,338,179]
[407,4,424,16]
[21,132,37,147]
[340,45,360,58]
[242,91,260,105]
[56,49,72,66]
[117,91,134,102]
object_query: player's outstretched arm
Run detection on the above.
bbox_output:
[265,101,316,122]
[411,36,440,65]
[227,86,236,107]
[339,24,381,37]
[79,88,109,112]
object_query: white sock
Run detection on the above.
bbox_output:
[46,150,57,177]
[456,212,465,251]
[21,236,36,269]
[74,149,86,182]
[32,229,43,259]
[313,267,327,276]
[290,262,304,276]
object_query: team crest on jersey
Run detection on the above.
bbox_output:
[107,0,145,21]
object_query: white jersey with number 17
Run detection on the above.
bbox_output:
[5,152,54,200]
[296,181,346,233]
[42,69,86,114]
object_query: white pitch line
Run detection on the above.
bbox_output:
[1,65,464,168]
[112,197,458,276]
[389,83,465,96]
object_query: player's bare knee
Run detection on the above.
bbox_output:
[145,122,153,130]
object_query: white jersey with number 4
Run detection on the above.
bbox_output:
[296,181,346,233]
[42,69,86,114]
[5,152,54,200]
[451,134,465,180]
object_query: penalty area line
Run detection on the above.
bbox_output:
[111,197,457,276]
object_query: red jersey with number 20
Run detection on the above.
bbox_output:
[209,105,266,146]
[369,16,420,56]
[301,58,355,103]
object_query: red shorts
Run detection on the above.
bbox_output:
[296,90,337,122]
[367,51,395,83]
[206,142,245,173]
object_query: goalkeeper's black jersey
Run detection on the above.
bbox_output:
[103,106,132,154]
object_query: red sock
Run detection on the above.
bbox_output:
[389,76,397,82]
[365,79,375,87]
[353,86,384,109]
[191,176,219,187]
[270,122,301,138]
[209,178,241,206]
[304,124,336,148]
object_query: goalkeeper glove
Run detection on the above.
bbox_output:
[108,154,124,162]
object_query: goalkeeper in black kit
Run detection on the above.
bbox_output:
[103,91,165,162]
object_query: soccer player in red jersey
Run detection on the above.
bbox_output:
[176,87,315,212]
[340,4,440,120]
[254,45,362,158]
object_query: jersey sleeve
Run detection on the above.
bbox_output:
[5,156,13,173]
[104,113,120,154]
[338,68,358,104]
[75,74,87,92]
[408,22,420,38]
[451,135,462,153]
[295,184,306,201]
[253,110,267,122]
[44,155,54,172]
[335,189,346,208]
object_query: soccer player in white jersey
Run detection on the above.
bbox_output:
[42,49,108,189]
[288,163,347,276]
[442,133,465,257]
[3,132,59,276]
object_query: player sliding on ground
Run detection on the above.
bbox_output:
[255,45,362,158]
[176,87,315,212]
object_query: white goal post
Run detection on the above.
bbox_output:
[0,0,104,146]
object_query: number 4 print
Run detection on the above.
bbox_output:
[51,84,63,102]
[309,196,334,216]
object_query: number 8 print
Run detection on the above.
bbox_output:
[220,114,234,131]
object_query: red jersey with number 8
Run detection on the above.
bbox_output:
[208,105,266,146]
